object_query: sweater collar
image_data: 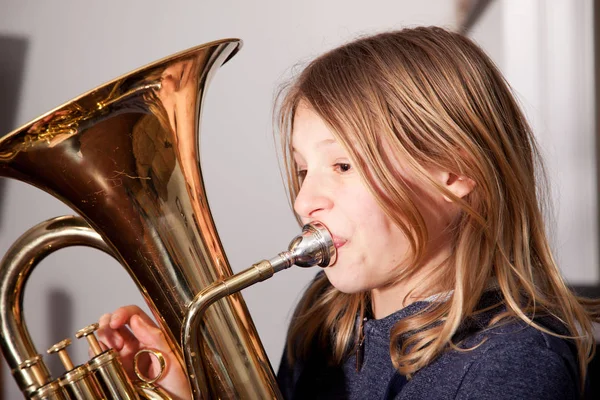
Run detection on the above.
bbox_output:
[363,284,502,340]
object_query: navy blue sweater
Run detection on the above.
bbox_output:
[277,286,581,399]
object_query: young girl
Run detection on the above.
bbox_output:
[98,26,598,399]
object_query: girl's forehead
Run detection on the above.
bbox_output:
[291,107,338,147]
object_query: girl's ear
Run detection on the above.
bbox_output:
[440,172,476,202]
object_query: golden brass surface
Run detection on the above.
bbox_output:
[58,365,103,399]
[31,381,67,400]
[87,349,139,400]
[0,39,337,399]
[183,222,335,399]
[134,350,166,384]
[75,323,103,357]
[17,355,48,389]
[47,339,75,371]
[0,39,285,399]
[18,355,43,370]
[135,383,172,400]
[1,216,109,397]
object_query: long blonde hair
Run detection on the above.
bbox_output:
[277,26,599,385]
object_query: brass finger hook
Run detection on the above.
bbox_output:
[134,349,167,385]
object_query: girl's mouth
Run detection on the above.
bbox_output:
[333,236,347,249]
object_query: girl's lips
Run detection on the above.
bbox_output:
[332,236,347,249]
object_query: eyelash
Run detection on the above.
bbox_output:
[334,163,352,173]
[296,163,352,182]
[297,169,307,182]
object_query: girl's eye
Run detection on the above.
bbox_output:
[334,163,352,173]
[297,169,307,183]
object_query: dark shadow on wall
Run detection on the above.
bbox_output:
[0,34,28,400]
[47,289,74,377]
[0,35,29,229]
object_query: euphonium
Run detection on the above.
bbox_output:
[0,40,336,399]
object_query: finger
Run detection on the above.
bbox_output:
[110,305,157,330]
[98,313,112,328]
[97,313,120,348]
[97,314,135,351]
[112,326,140,352]
[100,308,147,349]
[130,314,169,350]
[95,328,138,378]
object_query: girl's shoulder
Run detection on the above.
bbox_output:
[398,314,580,400]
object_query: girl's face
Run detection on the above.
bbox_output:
[291,104,454,297]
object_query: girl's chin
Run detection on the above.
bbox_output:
[324,268,368,294]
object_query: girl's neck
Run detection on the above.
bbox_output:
[370,247,452,319]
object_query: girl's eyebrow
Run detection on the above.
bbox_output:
[292,139,337,153]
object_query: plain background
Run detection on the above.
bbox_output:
[0,1,596,398]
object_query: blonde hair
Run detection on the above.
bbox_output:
[276,26,600,386]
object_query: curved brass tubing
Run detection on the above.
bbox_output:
[0,38,336,400]
[0,216,111,398]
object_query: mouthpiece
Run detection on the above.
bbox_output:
[269,221,337,272]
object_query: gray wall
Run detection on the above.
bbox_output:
[0,1,456,397]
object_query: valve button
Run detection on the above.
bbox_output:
[47,339,74,371]
[76,322,103,356]
[75,323,99,339]
[47,338,71,354]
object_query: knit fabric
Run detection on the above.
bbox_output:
[277,282,580,400]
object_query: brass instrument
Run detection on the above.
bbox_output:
[0,40,336,399]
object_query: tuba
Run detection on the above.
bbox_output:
[0,39,335,399]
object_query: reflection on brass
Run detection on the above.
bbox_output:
[17,355,48,389]
[47,339,75,371]
[0,39,337,400]
[75,324,103,357]
[134,350,166,384]
[46,338,105,400]
[86,349,139,400]
[183,221,335,397]
[30,381,67,400]
[57,365,103,400]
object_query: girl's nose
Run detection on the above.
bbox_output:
[293,174,333,220]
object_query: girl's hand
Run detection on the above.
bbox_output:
[96,305,191,400]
